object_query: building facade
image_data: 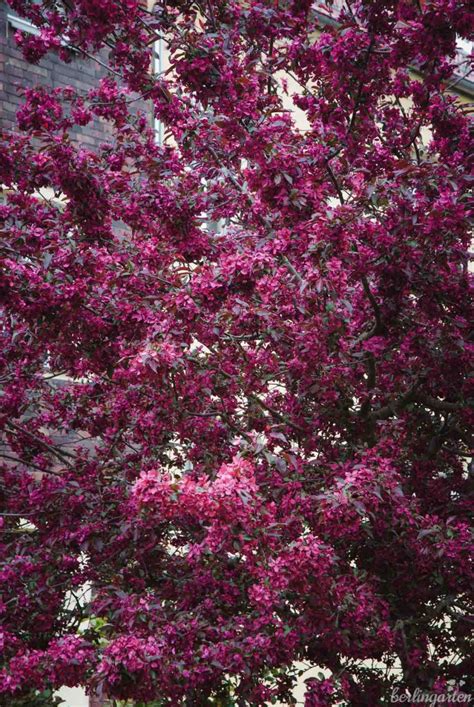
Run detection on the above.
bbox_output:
[0,0,156,147]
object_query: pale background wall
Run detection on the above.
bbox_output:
[56,687,89,707]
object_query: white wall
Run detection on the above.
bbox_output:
[56,687,89,707]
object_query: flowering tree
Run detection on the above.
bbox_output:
[0,0,472,704]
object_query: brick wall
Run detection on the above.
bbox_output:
[0,0,153,148]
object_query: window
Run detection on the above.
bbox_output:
[6,11,41,37]
[152,38,164,146]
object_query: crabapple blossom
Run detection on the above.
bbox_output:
[0,0,472,704]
